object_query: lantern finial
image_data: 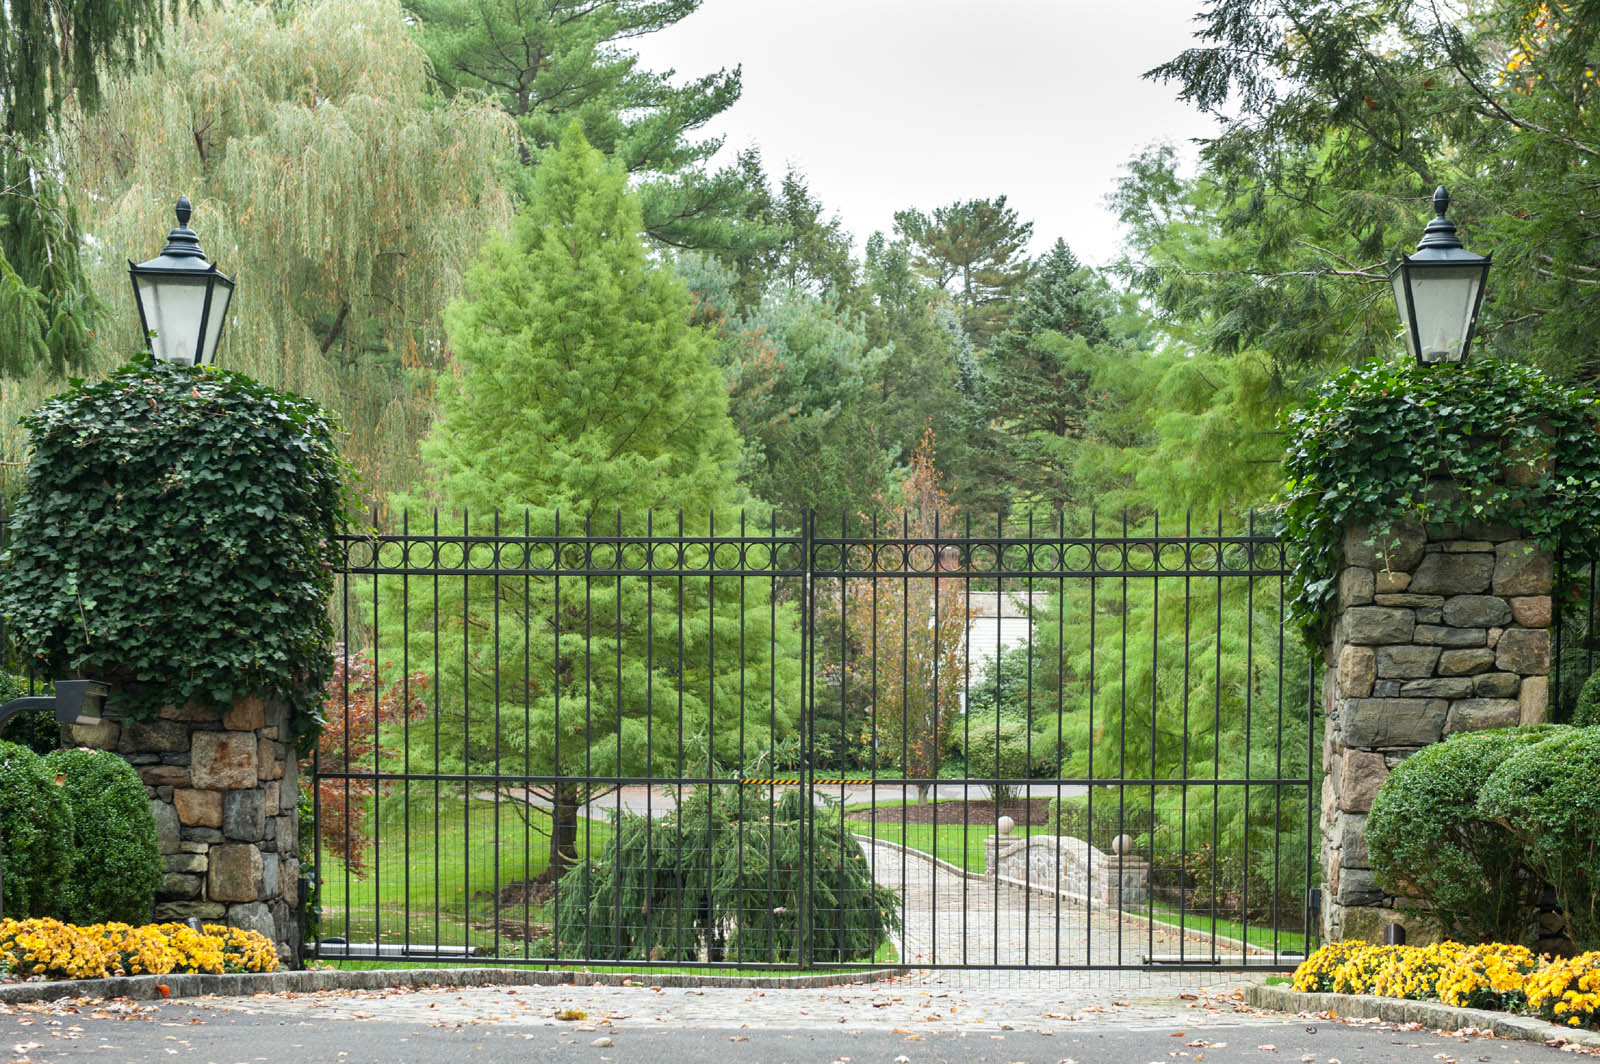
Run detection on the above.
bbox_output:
[1417,186,1465,252]
[161,195,206,259]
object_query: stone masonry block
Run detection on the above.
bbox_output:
[1374,594,1444,609]
[223,789,266,841]
[227,900,275,940]
[137,764,191,789]
[1438,648,1497,675]
[173,788,222,828]
[1343,523,1426,572]
[1496,628,1550,675]
[1493,541,1553,597]
[1339,567,1376,607]
[1441,595,1513,628]
[1343,607,1416,646]
[1473,672,1520,697]
[191,731,257,790]
[1337,646,1377,698]
[208,843,263,902]
[1408,552,1495,595]
[151,798,180,854]
[223,696,266,731]
[1337,812,1370,868]
[69,719,120,749]
[119,719,190,754]
[1445,698,1521,736]
[1511,596,1553,628]
[160,873,202,898]
[1520,675,1550,725]
[1346,698,1447,748]
[1399,677,1474,699]
[1337,751,1389,814]
[1375,570,1412,593]
[1376,646,1439,679]
[1414,625,1487,647]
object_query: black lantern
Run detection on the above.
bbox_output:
[1389,186,1491,365]
[128,195,236,366]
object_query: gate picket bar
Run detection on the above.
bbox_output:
[311,509,1319,972]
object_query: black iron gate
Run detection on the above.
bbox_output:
[310,510,1318,971]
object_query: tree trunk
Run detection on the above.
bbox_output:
[544,782,581,883]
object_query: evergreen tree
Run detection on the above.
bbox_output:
[893,196,1033,346]
[715,289,894,522]
[405,0,761,252]
[985,240,1117,515]
[861,233,979,499]
[391,125,800,880]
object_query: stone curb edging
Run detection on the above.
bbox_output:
[0,965,904,1005]
[1246,984,1600,1050]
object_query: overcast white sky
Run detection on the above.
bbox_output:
[631,0,1222,268]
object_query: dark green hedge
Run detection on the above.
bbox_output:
[1368,726,1561,943]
[0,739,71,917]
[1479,726,1600,949]
[44,748,160,925]
[0,358,347,738]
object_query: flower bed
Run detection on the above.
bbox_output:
[1295,941,1600,1029]
[0,919,279,980]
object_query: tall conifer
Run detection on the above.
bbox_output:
[393,126,799,881]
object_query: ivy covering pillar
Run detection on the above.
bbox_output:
[0,358,344,964]
[1283,358,1600,945]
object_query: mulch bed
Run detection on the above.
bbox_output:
[860,797,1052,826]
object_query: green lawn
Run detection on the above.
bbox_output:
[313,795,612,956]
[841,815,1051,871]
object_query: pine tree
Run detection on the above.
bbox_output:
[391,125,801,880]
[985,240,1118,515]
[893,196,1033,346]
[405,0,759,252]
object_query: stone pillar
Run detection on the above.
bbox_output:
[1320,519,1552,943]
[68,694,300,964]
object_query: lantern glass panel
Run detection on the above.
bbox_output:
[200,280,233,366]
[1405,263,1485,364]
[134,273,211,365]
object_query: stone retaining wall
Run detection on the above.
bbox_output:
[983,833,1149,906]
[68,695,300,964]
[1321,518,1552,943]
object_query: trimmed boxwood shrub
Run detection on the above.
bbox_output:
[44,748,160,925]
[1479,726,1600,950]
[1368,726,1564,944]
[0,739,72,917]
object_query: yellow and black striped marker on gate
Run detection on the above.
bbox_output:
[738,778,877,785]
